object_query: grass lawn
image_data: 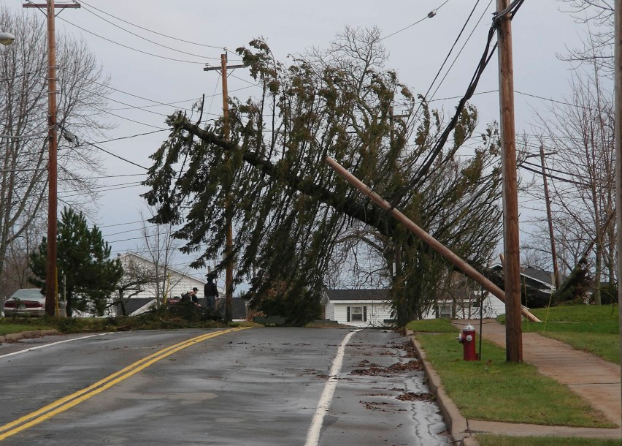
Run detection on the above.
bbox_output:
[414,319,614,428]
[0,322,56,336]
[406,318,458,333]
[521,305,620,364]
[477,435,622,446]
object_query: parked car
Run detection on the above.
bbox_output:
[3,289,66,317]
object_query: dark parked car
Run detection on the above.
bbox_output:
[3,289,66,317]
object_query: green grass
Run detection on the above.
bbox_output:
[0,304,234,335]
[510,305,620,364]
[477,435,621,446]
[526,305,619,334]
[0,322,56,336]
[416,332,614,427]
[406,318,457,333]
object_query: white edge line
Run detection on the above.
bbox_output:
[304,329,361,446]
[0,333,112,359]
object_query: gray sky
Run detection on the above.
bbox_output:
[7,0,588,282]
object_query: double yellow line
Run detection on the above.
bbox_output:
[0,327,249,441]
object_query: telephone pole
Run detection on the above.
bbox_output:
[23,1,80,317]
[204,54,244,322]
[539,144,560,289]
[496,0,522,363]
[613,0,622,426]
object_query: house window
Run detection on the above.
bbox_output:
[347,306,367,322]
[437,304,452,319]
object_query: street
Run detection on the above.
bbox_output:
[0,328,449,445]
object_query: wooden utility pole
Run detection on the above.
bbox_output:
[325,157,541,323]
[23,1,80,317]
[613,0,622,426]
[539,144,561,289]
[496,0,522,362]
[204,54,244,322]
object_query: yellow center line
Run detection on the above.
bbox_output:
[0,327,249,441]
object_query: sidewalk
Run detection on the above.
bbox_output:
[409,319,622,446]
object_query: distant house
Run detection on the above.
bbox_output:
[425,265,558,320]
[491,263,557,308]
[493,264,557,292]
[116,252,224,316]
[323,289,394,327]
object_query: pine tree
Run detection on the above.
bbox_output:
[144,29,503,325]
[29,207,124,316]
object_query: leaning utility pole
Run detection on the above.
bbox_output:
[613,0,622,427]
[23,0,80,317]
[539,144,561,289]
[204,54,244,322]
[496,0,522,363]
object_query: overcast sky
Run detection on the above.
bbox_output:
[6,0,589,284]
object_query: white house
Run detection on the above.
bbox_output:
[323,289,394,327]
[116,252,224,316]
[423,265,559,320]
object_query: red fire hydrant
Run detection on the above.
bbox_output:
[457,324,478,361]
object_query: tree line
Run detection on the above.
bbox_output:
[1,3,617,323]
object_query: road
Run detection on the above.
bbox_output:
[0,327,449,445]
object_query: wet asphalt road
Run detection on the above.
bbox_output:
[0,328,449,446]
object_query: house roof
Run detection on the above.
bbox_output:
[119,252,206,285]
[521,266,555,286]
[491,264,555,288]
[325,289,390,301]
[122,297,155,316]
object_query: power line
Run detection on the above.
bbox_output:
[380,0,450,41]
[229,73,259,87]
[108,98,197,113]
[80,3,223,61]
[92,80,203,108]
[404,6,502,192]
[95,92,222,119]
[519,164,590,187]
[80,140,149,170]
[101,220,145,229]
[429,0,493,102]
[94,173,147,180]
[86,104,167,129]
[79,0,232,51]
[416,0,484,118]
[57,16,214,65]
[90,129,169,145]
[60,182,144,199]
[522,159,595,183]
[429,89,498,102]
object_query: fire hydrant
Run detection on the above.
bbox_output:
[457,324,478,361]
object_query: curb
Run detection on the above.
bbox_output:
[0,329,59,344]
[407,330,479,446]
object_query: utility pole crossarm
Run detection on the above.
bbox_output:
[204,64,245,72]
[23,3,80,7]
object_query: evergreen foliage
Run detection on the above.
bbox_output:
[29,207,124,316]
[143,29,503,326]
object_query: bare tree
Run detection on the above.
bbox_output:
[531,57,615,303]
[0,7,111,296]
[113,254,157,316]
[558,1,614,73]
[138,208,185,307]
